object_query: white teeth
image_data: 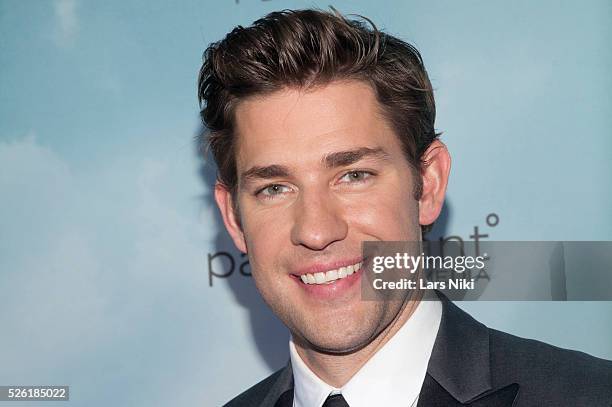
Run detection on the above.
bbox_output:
[298,261,363,285]
[326,269,338,281]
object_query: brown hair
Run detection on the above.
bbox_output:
[198,9,440,230]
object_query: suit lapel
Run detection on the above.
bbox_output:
[419,292,519,406]
[273,389,293,407]
[417,374,518,407]
[260,362,293,407]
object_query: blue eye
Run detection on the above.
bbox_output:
[257,184,291,198]
[340,170,373,183]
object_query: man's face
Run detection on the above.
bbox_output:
[218,80,427,352]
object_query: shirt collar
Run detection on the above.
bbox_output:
[289,339,339,407]
[289,297,442,407]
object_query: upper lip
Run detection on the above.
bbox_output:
[291,257,364,276]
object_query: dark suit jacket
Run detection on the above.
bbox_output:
[224,294,612,406]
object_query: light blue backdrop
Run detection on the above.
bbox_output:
[1,1,611,406]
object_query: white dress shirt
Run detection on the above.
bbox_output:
[290,297,442,407]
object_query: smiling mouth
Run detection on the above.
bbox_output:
[298,261,363,285]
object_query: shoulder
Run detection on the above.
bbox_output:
[222,368,286,407]
[488,328,612,404]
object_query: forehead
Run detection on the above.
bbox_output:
[233,80,401,170]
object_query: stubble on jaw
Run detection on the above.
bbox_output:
[291,289,424,388]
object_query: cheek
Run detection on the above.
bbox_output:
[241,209,292,276]
[344,185,420,240]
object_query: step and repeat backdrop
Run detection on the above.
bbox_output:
[1,1,611,406]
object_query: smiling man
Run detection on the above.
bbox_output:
[199,9,612,407]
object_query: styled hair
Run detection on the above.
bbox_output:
[198,8,440,230]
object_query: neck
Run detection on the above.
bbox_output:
[293,295,422,388]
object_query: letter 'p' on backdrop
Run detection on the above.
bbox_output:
[0,1,610,406]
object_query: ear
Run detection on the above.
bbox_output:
[214,183,247,253]
[419,140,451,227]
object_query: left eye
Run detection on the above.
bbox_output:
[339,170,372,183]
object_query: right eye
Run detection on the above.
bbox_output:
[256,184,292,199]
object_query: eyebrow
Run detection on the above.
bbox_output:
[239,147,390,188]
[240,164,291,188]
[323,147,390,168]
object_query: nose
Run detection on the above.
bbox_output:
[290,189,348,251]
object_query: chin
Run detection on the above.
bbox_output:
[300,326,377,355]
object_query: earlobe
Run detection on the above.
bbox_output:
[418,140,451,227]
[214,183,248,253]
